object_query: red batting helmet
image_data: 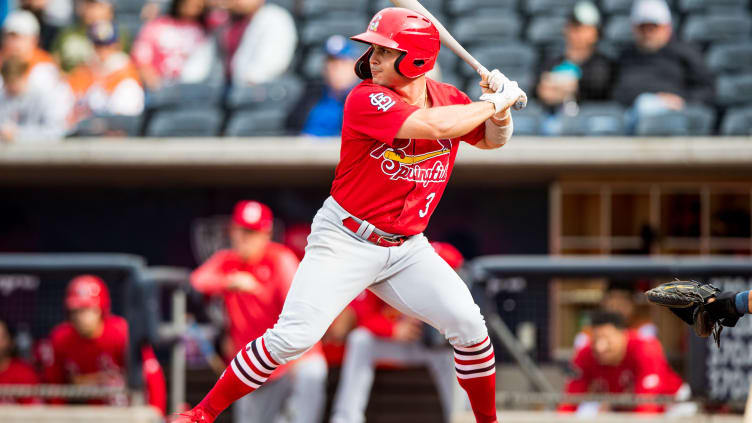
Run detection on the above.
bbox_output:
[351,7,440,79]
[65,274,111,314]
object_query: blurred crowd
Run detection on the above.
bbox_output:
[0,0,750,142]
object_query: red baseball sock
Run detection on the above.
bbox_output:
[455,336,498,423]
[197,337,280,419]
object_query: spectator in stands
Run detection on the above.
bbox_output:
[51,0,129,73]
[329,242,465,423]
[1,10,75,122]
[0,57,67,143]
[535,1,614,135]
[612,0,714,132]
[20,0,62,50]
[191,200,327,423]
[559,311,693,416]
[67,21,144,124]
[131,0,212,91]
[0,319,40,405]
[43,275,167,414]
[214,0,297,86]
[287,35,360,137]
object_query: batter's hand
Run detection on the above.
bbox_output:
[480,80,526,115]
[480,69,510,94]
[227,271,260,292]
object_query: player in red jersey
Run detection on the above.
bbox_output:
[0,318,40,404]
[174,7,525,423]
[191,200,327,423]
[560,311,690,414]
[43,275,166,414]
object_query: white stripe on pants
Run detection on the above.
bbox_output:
[263,196,488,365]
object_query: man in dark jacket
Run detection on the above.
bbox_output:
[612,0,714,130]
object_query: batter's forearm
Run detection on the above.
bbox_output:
[483,110,513,148]
[397,102,496,139]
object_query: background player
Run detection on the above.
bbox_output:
[174,7,525,423]
[0,318,39,404]
[191,200,327,423]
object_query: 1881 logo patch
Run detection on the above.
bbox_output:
[369,92,396,112]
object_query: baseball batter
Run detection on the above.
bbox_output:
[175,7,525,423]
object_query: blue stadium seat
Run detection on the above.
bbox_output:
[678,0,748,13]
[717,74,752,107]
[635,105,716,136]
[458,43,538,79]
[600,0,634,14]
[267,0,295,12]
[523,0,579,16]
[603,15,633,46]
[73,115,144,137]
[145,109,223,137]
[116,13,144,40]
[720,106,752,135]
[437,48,460,76]
[447,0,518,15]
[560,102,626,136]
[526,16,568,46]
[226,74,304,112]
[450,14,521,46]
[147,82,223,110]
[114,0,146,15]
[371,0,444,15]
[510,102,543,136]
[301,14,369,48]
[439,72,465,90]
[300,0,369,18]
[707,43,752,74]
[225,109,289,137]
[682,13,752,44]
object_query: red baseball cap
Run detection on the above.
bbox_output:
[431,242,464,270]
[232,200,273,232]
[65,274,111,314]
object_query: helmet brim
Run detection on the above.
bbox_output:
[350,31,406,52]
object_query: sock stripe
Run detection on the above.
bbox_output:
[455,356,495,366]
[456,357,495,372]
[250,340,276,372]
[243,346,273,379]
[235,352,267,384]
[454,343,492,357]
[261,337,280,366]
[455,362,496,375]
[454,336,490,352]
[454,345,493,361]
[231,357,262,388]
[456,366,496,380]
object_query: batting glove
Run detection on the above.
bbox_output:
[480,80,526,114]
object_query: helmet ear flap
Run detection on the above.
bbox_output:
[394,51,407,77]
[354,47,373,80]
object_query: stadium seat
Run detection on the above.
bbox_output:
[447,0,518,16]
[114,0,146,15]
[224,109,289,137]
[720,106,752,135]
[437,48,460,77]
[681,13,752,44]
[560,102,626,136]
[226,74,304,112]
[716,74,752,107]
[635,105,716,136]
[527,16,568,46]
[450,14,521,46]
[707,43,752,74]
[600,0,634,14]
[603,15,633,46]
[301,14,369,48]
[268,0,295,12]
[509,102,543,136]
[147,82,223,110]
[299,0,369,18]
[145,108,223,137]
[458,43,538,79]
[72,115,144,137]
[116,13,144,40]
[523,0,579,16]
[678,0,748,13]
[371,0,444,15]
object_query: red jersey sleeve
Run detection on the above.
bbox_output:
[191,250,233,295]
[342,81,419,147]
[559,347,593,412]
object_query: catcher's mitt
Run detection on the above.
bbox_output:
[645,280,741,348]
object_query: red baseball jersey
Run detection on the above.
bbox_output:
[191,243,322,379]
[0,358,40,404]
[331,78,485,236]
[560,330,684,413]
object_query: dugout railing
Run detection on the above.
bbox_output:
[468,255,752,409]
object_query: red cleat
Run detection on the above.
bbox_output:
[169,407,215,423]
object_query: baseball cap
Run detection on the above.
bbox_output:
[325,35,360,60]
[65,274,111,313]
[431,242,464,270]
[631,0,672,25]
[88,21,119,45]
[232,200,274,232]
[568,1,601,27]
[3,10,40,36]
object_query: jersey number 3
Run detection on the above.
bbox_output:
[419,193,436,218]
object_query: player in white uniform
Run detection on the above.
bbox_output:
[173,7,525,423]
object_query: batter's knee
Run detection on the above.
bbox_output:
[263,302,334,364]
[441,303,488,348]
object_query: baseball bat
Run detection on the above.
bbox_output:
[388,0,526,110]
